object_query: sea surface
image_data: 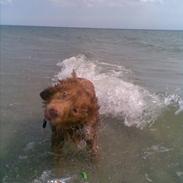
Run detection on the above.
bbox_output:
[0,25,183,183]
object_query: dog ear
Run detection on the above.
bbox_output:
[40,87,56,100]
[71,69,77,78]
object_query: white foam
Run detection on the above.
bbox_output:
[33,170,52,183]
[33,170,76,183]
[142,144,173,159]
[163,93,183,115]
[53,55,182,129]
[176,171,183,177]
[145,173,153,182]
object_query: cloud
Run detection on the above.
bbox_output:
[0,0,13,5]
[50,0,102,7]
[140,0,164,3]
[49,0,165,7]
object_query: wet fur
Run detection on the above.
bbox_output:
[40,72,100,156]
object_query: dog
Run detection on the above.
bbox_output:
[40,71,100,156]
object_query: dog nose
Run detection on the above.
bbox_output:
[48,108,58,118]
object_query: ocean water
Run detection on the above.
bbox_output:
[0,25,183,183]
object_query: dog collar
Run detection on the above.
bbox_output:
[42,119,47,128]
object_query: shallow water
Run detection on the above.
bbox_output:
[0,25,183,183]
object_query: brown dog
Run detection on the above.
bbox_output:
[40,71,99,156]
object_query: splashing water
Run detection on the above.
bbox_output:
[164,93,183,115]
[53,55,182,129]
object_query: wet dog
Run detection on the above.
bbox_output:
[40,71,99,156]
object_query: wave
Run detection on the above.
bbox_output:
[53,55,183,129]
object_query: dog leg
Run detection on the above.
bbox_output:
[84,125,98,157]
[51,127,65,155]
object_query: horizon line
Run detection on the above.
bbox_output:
[0,24,183,31]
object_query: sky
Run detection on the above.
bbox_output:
[0,0,183,30]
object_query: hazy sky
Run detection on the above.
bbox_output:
[1,0,183,30]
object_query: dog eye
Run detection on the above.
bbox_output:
[61,91,68,99]
[72,108,78,114]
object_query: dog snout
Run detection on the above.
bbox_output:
[48,108,58,118]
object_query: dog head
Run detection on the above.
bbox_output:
[40,74,94,128]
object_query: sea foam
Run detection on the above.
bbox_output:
[53,55,182,129]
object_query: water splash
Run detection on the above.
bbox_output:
[53,55,182,129]
[33,170,82,183]
[163,93,183,115]
[33,170,52,183]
